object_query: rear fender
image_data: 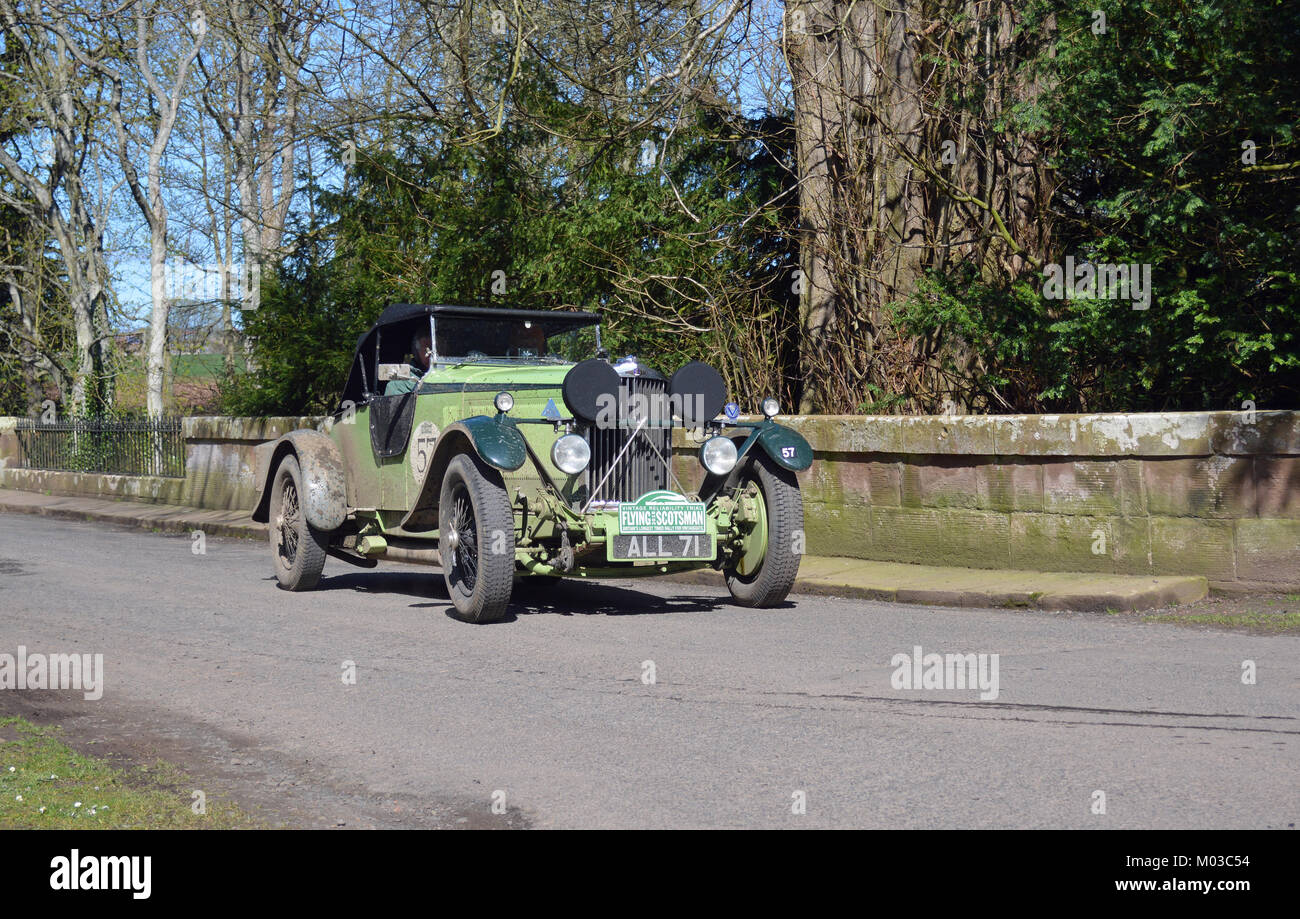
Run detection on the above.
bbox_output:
[250,430,348,532]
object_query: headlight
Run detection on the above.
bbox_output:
[494,391,514,413]
[551,434,591,475]
[761,397,780,418]
[700,436,738,476]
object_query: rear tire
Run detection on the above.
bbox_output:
[270,455,328,591]
[438,453,516,623]
[724,453,803,608]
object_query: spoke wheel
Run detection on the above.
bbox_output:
[446,484,480,592]
[438,453,515,623]
[270,454,328,591]
[723,452,803,608]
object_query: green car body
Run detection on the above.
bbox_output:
[251,304,812,622]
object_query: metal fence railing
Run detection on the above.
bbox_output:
[15,416,186,478]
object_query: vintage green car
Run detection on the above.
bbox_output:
[250,304,813,622]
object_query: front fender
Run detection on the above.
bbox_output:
[736,420,813,472]
[453,415,528,472]
[250,430,348,531]
[400,416,527,531]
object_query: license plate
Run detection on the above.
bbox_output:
[608,533,714,561]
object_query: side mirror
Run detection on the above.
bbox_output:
[377,363,414,382]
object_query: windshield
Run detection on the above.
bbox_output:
[433,316,598,364]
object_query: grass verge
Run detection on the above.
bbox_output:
[0,716,260,829]
[1139,592,1300,635]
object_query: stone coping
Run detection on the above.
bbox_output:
[181,415,326,441]
[3,410,1298,457]
[673,411,1300,457]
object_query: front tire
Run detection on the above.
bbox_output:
[723,453,803,608]
[270,455,328,591]
[438,453,516,623]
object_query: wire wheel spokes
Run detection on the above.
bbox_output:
[449,485,478,591]
[278,479,301,566]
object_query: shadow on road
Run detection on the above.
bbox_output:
[316,570,445,599]
[505,578,733,620]
[313,568,735,621]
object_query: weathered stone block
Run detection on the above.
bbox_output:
[184,415,325,442]
[992,414,1136,456]
[1234,519,1300,584]
[799,457,846,508]
[1150,518,1236,582]
[0,419,19,468]
[866,459,901,506]
[982,460,1044,513]
[835,456,874,507]
[671,452,694,485]
[1010,514,1111,572]
[1042,460,1137,516]
[895,416,997,455]
[0,467,187,505]
[869,507,1010,569]
[1009,513,1151,574]
[1254,457,1300,518]
[1142,456,1254,518]
[991,415,1074,455]
[1210,410,1300,456]
[802,501,870,558]
[991,413,1218,457]
[904,457,984,509]
[900,463,923,508]
[183,442,258,510]
[1124,413,1213,455]
[1117,460,1145,515]
[795,415,995,454]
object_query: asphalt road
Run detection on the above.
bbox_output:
[1,511,1296,829]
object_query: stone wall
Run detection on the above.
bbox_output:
[3,411,1297,587]
[673,411,1300,589]
[0,417,321,511]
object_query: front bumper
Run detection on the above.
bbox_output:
[516,496,748,578]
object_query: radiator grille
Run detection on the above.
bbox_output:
[586,374,672,504]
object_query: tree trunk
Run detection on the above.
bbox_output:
[146,222,168,418]
[786,0,1057,413]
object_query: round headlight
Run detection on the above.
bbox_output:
[494,391,514,413]
[700,436,739,476]
[551,434,591,475]
[761,396,780,418]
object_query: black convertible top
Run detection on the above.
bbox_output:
[372,303,600,327]
[339,304,601,408]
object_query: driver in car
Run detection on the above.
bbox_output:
[510,323,547,358]
[386,331,431,395]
